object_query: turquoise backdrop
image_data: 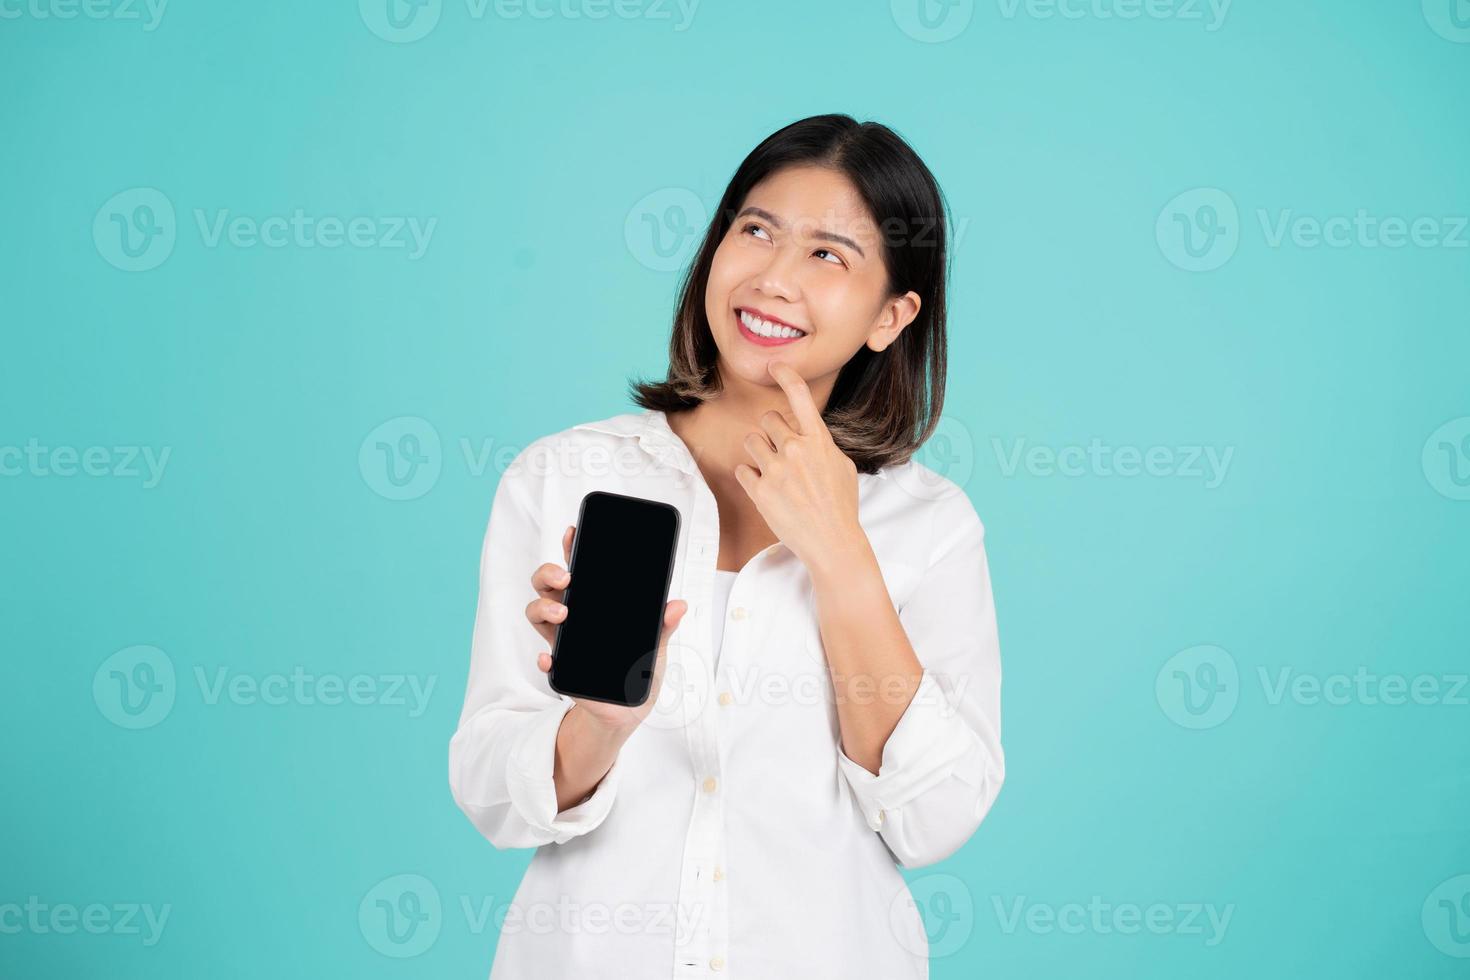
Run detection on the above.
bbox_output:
[3,1,1468,977]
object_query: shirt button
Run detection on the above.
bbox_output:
[713,866,725,881]
[702,776,718,793]
[876,809,886,826]
[710,956,725,971]
[729,606,747,621]
[718,692,733,706]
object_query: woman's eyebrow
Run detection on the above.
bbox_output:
[735,205,866,258]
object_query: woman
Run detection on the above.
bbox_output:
[449,113,1005,979]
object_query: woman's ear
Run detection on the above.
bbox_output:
[866,291,921,352]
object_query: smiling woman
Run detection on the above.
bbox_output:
[448,113,1003,980]
[630,114,952,475]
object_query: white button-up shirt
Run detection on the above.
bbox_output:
[448,407,1005,979]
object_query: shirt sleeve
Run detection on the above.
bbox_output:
[448,440,624,848]
[835,490,1006,869]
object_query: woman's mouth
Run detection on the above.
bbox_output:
[736,308,808,347]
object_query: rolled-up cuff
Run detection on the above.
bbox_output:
[836,669,976,832]
[505,700,624,844]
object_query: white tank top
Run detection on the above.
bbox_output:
[711,570,738,669]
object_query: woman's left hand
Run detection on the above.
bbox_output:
[734,360,868,572]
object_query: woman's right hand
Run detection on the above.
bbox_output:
[526,524,688,740]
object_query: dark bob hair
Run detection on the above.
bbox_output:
[627,113,952,475]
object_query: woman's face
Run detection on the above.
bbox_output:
[704,164,920,396]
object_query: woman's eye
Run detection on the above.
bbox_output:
[742,223,771,241]
[814,248,844,266]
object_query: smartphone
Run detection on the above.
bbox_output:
[548,490,683,707]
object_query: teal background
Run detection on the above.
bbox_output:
[3,1,1468,977]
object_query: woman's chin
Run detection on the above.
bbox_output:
[725,356,798,386]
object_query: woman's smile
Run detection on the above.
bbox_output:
[735,306,809,347]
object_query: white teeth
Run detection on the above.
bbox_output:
[739,310,805,339]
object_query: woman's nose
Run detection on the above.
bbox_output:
[753,245,802,302]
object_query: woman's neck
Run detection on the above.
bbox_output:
[668,373,833,478]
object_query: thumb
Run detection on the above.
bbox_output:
[661,599,689,638]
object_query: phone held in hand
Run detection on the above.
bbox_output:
[548,491,683,708]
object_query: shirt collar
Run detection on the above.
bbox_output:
[572,408,888,481]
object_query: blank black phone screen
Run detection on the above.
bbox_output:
[549,491,681,707]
